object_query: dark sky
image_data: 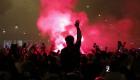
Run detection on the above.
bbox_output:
[0,0,140,46]
[0,0,40,42]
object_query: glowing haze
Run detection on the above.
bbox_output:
[37,0,134,53]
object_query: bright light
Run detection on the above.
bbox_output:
[86,5,90,8]
[98,14,101,17]
[23,32,27,35]
[15,25,19,29]
[38,11,71,33]
[37,0,134,53]
[2,30,6,34]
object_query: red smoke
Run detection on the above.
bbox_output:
[37,0,134,53]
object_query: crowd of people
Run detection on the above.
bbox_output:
[0,21,140,80]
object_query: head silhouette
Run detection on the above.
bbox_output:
[65,35,74,46]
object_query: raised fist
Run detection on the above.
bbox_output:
[75,20,80,28]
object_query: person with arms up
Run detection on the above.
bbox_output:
[60,20,82,73]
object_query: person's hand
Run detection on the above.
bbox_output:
[75,20,80,28]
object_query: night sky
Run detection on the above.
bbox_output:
[0,0,140,48]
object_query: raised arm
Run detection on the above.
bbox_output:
[75,20,82,47]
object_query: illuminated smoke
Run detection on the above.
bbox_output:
[37,0,134,53]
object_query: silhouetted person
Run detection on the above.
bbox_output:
[93,43,101,53]
[10,44,20,60]
[117,41,123,52]
[60,20,82,72]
